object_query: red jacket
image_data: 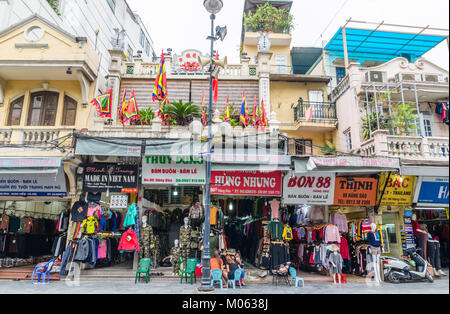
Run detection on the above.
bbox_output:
[118,229,140,252]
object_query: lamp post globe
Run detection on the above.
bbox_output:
[203,0,223,14]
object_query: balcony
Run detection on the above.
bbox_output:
[0,127,74,155]
[360,130,449,162]
[289,101,337,132]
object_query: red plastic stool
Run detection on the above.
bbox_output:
[334,274,347,283]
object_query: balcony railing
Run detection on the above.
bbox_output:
[0,128,74,148]
[293,101,337,122]
[360,130,449,161]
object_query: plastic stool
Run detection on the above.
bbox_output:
[334,274,347,283]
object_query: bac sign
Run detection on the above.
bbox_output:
[377,173,415,206]
[283,172,336,205]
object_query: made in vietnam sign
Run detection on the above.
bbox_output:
[334,177,378,206]
[142,156,206,185]
[83,164,138,193]
[377,172,415,206]
[0,167,67,197]
[283,172,335,205]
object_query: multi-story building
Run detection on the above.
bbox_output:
[0,0,156,91]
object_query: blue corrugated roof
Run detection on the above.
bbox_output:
[324,27,447,63]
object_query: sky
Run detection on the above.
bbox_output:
[128,0,449,70]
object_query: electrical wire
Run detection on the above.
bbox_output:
[313,0,350,47]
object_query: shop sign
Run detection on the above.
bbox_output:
[0,157,61,168]
[334,177,378,206]
[377,173,415,206]
[0,167,67,197]
[403,216,415,250]
[83,164,138,193]
[211,171,282,196]
[142,156,206,185]
[414,176,449,207]
[110,195,129,209]
[307,157,400,170]
[283,172,335,205]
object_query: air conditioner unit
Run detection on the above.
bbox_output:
[402,74,417,81]
[365,71,385,83]
[424,74,439,82]
[92,155,119,163]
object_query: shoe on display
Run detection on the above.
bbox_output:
[438,270,447,276]
[433,268,440,277]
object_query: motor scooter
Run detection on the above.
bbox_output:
[381,247,433,283]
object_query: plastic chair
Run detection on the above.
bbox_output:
[210,269,223,289]
[289,267,305,287]
[180,258,197,285]
[31,259,55,284]
[227,268,243,289]
[135,258,151,284]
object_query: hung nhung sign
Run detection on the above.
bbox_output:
[210,171,282,196]
[83,164,138,193]
[283,172,336,205]
[334,177,378,207]
[377,172,416,206]
[142,156,206,185]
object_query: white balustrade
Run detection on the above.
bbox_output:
[0,130,12,145]
[22,130,61,144]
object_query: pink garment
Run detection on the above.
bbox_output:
[87,204,101,217]
[325,225,341,243]
[270,199,280,220]
[309,206,324,222]
[97,240,107,259]
[331,213,348,234]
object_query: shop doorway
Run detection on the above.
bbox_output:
[382,213,401,257]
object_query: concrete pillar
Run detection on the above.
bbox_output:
[256,51,273,115]
[106,49,125,125]
[371,129,390,157]
[241,58,250,76]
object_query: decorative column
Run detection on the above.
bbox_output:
[256,51,272,115]
[106,49,125,125]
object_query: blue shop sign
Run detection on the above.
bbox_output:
[414,177,449,207]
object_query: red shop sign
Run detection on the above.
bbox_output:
[211,171,282,196]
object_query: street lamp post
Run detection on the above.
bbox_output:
[198,0,223,292]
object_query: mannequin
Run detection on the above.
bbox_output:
[170,239,181,276]
[270,199,280,220]
[139,215,154,260]
[412,214,428,260]
[179,217,192,264]
[367,223,382,283]
[330,245,343,284]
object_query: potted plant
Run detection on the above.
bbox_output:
[243,3,294,34]
[166,100,201,126]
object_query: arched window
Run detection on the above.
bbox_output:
[7,96,24,126]
[62,95,78,126]
[28,91,59,126]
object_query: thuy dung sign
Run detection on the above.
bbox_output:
[211,171,282,196]
[377,172,415,206]
[142,156,206,185]
[283,172,335,205]
[83,164,138,193]
[334,177,378,206]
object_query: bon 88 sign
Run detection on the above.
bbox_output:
[283,172,336,205]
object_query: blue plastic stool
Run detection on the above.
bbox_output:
[210,269,223,289]
[227,269,243,289]
[31,259,55,284]
[289,267,305,287]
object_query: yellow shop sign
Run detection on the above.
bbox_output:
[377,172,415,206]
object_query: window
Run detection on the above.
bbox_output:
[27,92,59,126]
[145,39,150,56]
[7,96,24,126]
[422,115,434,137]
[127,45,133,62]
[62,95,77,126]
[274,54,289,74]
[139,30,145,48]
[106,0,116,11]
[344,130,352,152]
[336,67,346,84]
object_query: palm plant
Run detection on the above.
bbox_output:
[140,108,155,126]
[321,138,337,156]
[166,100,201,126]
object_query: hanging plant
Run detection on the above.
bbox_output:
[47,0,61,16]
[244,3,294,34]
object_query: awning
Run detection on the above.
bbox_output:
[145,139,207,156]
[75,137,142,157]
[212,163,291,172]
[294,157,400,174]
[400,166,449,177]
